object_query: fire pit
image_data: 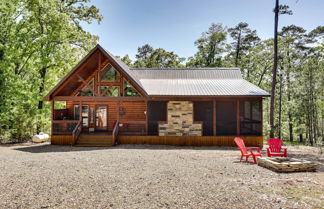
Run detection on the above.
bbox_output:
[257,157,317,172]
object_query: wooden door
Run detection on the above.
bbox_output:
[95,105,108,131]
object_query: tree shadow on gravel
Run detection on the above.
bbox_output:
[13,144,113,153]
[13,143,238,153]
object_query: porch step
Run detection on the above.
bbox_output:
[75,134,114,147]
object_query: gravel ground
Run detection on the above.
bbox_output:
[0,143,323,209]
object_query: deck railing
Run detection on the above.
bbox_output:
[118,120,146,136]
[72,120,82,145]
[52,120,79,135]
[112,120,120,144]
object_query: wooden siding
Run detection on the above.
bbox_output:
[51,135,72,145]
[65,101,146,133]
[118,136,263,147]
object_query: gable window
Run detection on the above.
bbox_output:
[124,79,140,96]
[100,64,120,82]
[240,101,262,136]
[100,86,120,97]
[77,79,94,96]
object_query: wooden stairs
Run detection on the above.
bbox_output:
[75,133,115,147]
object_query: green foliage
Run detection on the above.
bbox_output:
[187,23,227,67]
[0,1,322,146]
[134,44,184,68]
[0,0,101,142]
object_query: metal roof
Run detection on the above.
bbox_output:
[128,68,270,97]
[131,68,243,79]
[44,45,270,100]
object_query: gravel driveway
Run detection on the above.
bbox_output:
[0,143,323,209]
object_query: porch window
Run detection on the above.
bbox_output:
[100,86,120,97]
[240,101,262,136]
[124,79,140,96]
[77,79,94,96]
[100,64,120,82]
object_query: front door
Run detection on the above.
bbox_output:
[95,105,108,131]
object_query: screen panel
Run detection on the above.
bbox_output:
[216,101,237,136]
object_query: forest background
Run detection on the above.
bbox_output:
[0,0,322,145]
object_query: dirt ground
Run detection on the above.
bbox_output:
[0,143,323,209]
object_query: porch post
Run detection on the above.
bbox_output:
[237,100,240,136]
[98,51,101,96]
[117,101,120,121]
[261,99,263,136]
[213,100,216,136]
[79,100,82,122]
[51,100,54,136]
[145,100,148,135]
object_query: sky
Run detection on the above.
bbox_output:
[81,0,324,60]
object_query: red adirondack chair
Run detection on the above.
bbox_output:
[234,137,262,164]
[267,138,287,157]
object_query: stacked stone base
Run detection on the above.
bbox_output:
[257,157,317,172]
[159,101,202,136]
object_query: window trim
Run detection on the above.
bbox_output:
[100,64,120,83]
[123,78,140,97]
[76,78,94,96]
[99,85,120,97]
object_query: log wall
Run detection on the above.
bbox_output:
[65,101,146,132]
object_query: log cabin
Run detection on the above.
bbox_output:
[43,44,270,147]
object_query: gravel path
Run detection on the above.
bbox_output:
[0,143,323,209]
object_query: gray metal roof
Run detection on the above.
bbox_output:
[128,68,270,97]
[130,68,242,79]
[45,45,269,100]
[100,46,269,97]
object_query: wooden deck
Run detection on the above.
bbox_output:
[118,136,263,147]
[51,134,263,147]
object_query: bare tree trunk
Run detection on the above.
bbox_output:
[269,0,279,138]
[278,73,283,139]
[286,49,294,142]
[235,30,242,67]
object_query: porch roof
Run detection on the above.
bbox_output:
[130,68,270,97]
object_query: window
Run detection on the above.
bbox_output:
[124,79,140,96]
[77,79,94,96]
[73,105,80,120]
[100,64,120,82]
[81,105,89,128]
[100,86,120,97]
[240,101,262,136]
[73,105,89,128]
